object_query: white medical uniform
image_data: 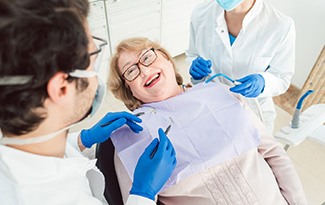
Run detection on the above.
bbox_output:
[186,0,295,132]
[0,133,155,205]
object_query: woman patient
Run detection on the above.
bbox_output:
[107,37,307,205]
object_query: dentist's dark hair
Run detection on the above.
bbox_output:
[0,0,90,136]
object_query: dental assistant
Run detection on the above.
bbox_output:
[0,0,176,204]
[187,0,296,132]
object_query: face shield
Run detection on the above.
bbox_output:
[0,36,108,145]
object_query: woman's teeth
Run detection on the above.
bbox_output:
[145,73,160,86]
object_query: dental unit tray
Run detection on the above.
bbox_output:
[274,104,325,146]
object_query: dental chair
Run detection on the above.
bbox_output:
[96,138,124,205]
[96,46,325,205]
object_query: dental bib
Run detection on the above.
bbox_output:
[110,82,260,191]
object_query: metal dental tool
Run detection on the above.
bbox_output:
[150,124,171,159]
[100,112,145,127]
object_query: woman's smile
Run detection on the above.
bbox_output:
[144,72,161,88]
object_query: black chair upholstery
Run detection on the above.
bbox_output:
[96,139,124,205]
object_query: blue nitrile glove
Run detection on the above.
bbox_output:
[230,74,265,98]
[189,57,212,80]
[80,111,143,148]
[130,128,177,200]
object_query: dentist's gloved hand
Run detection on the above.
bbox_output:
[130,128,177,200]
[80,112,143,148]
[230,74,265,98]
[189,57,212,80]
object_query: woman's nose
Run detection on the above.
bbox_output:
[139,64,151,77]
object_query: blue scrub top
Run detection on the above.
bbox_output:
[229,33,236,46]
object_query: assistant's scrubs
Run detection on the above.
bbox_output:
[228,33,236,46]
[186,0,296,131]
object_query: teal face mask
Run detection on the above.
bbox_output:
[215,0,244,11]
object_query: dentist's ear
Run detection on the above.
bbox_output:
[47,72,71,105]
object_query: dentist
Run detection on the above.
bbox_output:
[187,0,296,132]
[0,0,176,204]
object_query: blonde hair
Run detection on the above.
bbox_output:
[108,37,183,111]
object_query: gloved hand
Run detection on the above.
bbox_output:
[189,56,212,80]
[80,111,143,148]
[130,128,177,200]
[229,74,265,98]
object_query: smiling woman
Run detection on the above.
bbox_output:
[109,37,184,110]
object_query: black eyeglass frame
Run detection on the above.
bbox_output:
[90,36,108,56]
[121,48,158,82]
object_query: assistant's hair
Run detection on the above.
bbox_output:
[0,0,90,135]
[109,37,183,111]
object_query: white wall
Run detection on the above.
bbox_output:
[266,0,325,88]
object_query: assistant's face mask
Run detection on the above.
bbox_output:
[0,36,108,145]
[215,0,244,11]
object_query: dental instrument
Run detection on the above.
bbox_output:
[100,112,145,127]
[150,125,171,159]
[291,90,314,128]
[274,89,325,150]
[204,73,241,85]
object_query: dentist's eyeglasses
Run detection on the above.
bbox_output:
[69,36,108,78]
[122,48,158,82]
[90,36,108,56]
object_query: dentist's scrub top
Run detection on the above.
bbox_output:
[186,0,295,132]
[0,133,155,205]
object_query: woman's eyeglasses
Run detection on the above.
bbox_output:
[122,48,158,82]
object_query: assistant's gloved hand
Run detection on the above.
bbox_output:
[189,56,212,80]
[130,128,177,200]
[80,111,143,148]
[229,74,265,98]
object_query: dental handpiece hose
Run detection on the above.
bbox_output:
[291,90,314,129]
